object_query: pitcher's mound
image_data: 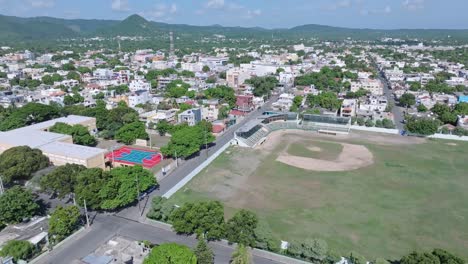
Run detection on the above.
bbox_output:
[277,143,373,171]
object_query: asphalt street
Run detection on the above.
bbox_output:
[35,96,283,264]
[375,64,405,131]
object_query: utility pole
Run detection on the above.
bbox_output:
[136,174,141,216]
[0,175,4,195]
[174,150,178,167]
[83,199,90,228]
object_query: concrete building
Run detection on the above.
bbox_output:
[0,115,106,168]
[340,99,357,117]
[351,79,384,95]
[178,108,202,126]
[129,80,151,92]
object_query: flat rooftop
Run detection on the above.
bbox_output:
[0,115,104,161]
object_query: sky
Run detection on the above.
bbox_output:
[0,0,467,29]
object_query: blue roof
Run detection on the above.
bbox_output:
[82,254,113,264]
[459,95,468,103]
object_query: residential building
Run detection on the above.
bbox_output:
[178,108,202,126]
[340,99,357,117]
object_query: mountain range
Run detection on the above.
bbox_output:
[1,14,468,42]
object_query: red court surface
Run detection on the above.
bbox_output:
[106,146,163,168]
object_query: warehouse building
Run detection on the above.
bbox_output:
[0,115,106,168]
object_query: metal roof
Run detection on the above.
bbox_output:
[237,119,263,133]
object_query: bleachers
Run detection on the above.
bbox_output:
[265,121,300,131]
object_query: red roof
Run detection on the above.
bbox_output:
[212,124,225,133]
[230,110,248,116]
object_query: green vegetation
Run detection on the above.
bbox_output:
[245,76,278,97]
[63,93,85,105]
[74,166,157,210]
[166,80,191,98]
[405,117,440,135]
[226,210,258,247]
[115,121,148,145]
[295,67,355,92]
[0,146,49,184]
[166,136,468,259]
[194,239,214,264]
[0,186,39,224]
[231,245,251,264]
[171,201,225,240]
[399,93,416,107]
[161,122,215,159]
[204,85,236,107]
[49,122,96,146]
[49,206,82,243]
[144,243,197,264]
[0,240,36,262]
[306,92,342,110]
[400,249,464,264]
[0,102,61,131]
[40,164,86,198]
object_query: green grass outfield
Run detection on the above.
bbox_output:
[168,137,468,260]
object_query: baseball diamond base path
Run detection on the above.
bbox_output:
[277,142,374,171]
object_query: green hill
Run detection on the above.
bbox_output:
[0,13,467,43]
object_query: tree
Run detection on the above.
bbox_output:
[49,206,82,243]
[382,118,395,129]
[0,186,39,224]
[146,196,174,222]
[245,76,278,97]
[287,239,328,262]
[307,92,342,110]
[67,71,81,81]
[400,251,440,264]
[144,243,197,264]
[431,248,464,264]
[365,119,374,127]
[75,168,109,210]
[0,102,61,131]
[99,166,157,210]
[0,146,49,184]
[0,240,36,262]
[40,164,86,198]
[202,65,211,72]
[194,239,214,264]
[417,104,428,112]
[115,122,148,145]
[170,201,225,241]
[374,258,390,264]
[405,117,440,135]
[161,124,215,159]
[49,123,96,146]
[166,80,190,98]
[155,120,173,136]
[231,244,251,264]
[399,93,416,108]
[254,221,280,252]
[226,210,258,247]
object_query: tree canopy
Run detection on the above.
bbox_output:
[231,244,251,264]
[306,92,342,110]
[166,80,191,98]
[204,85,236,107]
[49,205,82,243]
[0,186,39,224]
[0,146,49,184]
[245,76,278,97]
[143,243,197,264]
[405,117,440,135]
[194,239,214,264]
[226,210,258,247]
[49,122,96,146]
[161,122,215,159]
[40,164,86,198]
[0,102,61,131]
[0,240,36,262]
[115,121,148,145]
[171,201,225,241]
[399,93,416,107]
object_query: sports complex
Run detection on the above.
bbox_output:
[106,146,163,168]
[167,112,468,260]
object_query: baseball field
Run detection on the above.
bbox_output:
[167,130,468,260]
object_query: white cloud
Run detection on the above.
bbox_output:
[244,8,262,19]
[205,0,225,9]
[402,0,425,11]
[111,0,130,12]
[142,2,178,21]
[326,0,352,11]
[26,0,54,8]
[360,5,392,16]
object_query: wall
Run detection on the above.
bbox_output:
[350,125,399,135]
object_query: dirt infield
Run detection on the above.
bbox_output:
[277,142,374,171]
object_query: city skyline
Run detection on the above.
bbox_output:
[0,0,468,29]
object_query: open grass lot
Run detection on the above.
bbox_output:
[168,131,468,260]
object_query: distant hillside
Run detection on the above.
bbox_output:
[0,13,467,43]
[96,14,160,36]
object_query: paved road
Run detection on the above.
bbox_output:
[116,96,278,220]
[373,63,405,131]
[35,96,282,264]
[35,214,283,264]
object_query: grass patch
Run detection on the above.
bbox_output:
[167,136,468,260]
